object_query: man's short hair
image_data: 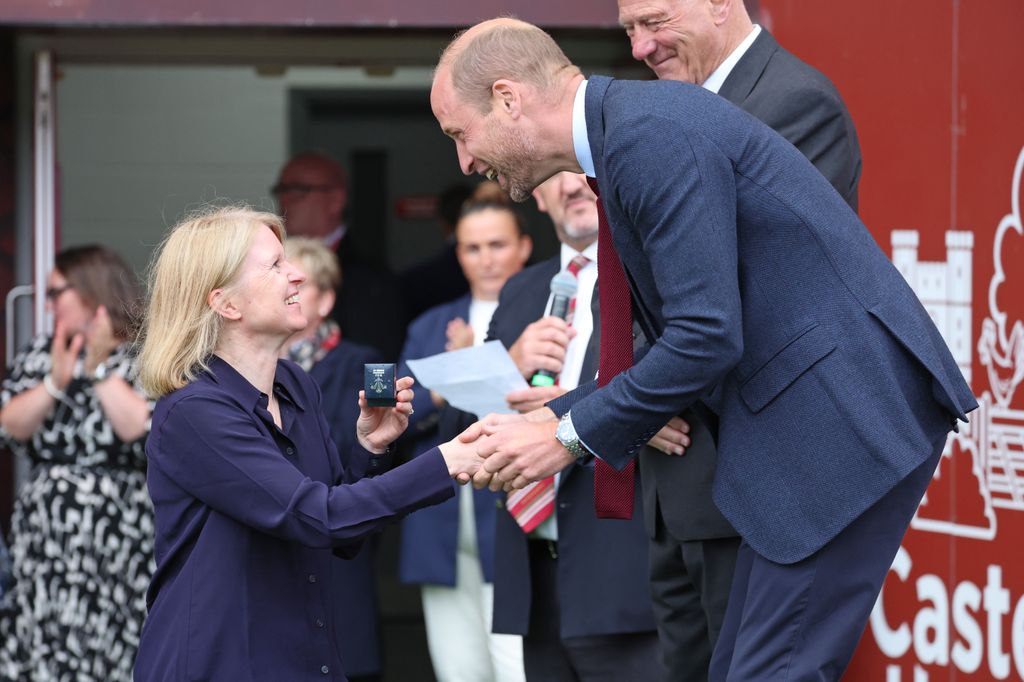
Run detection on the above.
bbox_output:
[442,21,573,113]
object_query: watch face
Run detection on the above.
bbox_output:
[556,415,574,445]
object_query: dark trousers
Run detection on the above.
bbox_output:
[523,540,664,682]
[709,430,947,681]
[647,511,740,682]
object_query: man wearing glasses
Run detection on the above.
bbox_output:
[272,153,406,359]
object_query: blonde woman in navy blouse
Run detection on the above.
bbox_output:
[134,206,482,681]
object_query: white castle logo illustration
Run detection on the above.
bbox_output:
[896,146,1024,541]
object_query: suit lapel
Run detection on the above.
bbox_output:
[717,29,780,106]
[583,76,655,347]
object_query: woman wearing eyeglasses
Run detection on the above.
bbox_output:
[0,245,154,682]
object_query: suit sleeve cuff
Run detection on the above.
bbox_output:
[545,380,597,418]
[565,411,602,463]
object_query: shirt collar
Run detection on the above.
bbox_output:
[701,25,762,94]
[206,355,306,413]
[559,240,599,270]
[572,79,596,178]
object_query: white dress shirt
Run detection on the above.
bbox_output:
[531,241,599,541]
[468,299,499,347]
[701,25,761,94]
[547,242,599,390]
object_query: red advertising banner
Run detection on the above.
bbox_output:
[763,1,1024,678]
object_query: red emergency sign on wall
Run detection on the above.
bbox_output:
[395,195,439,221]
[761,0,1024,678]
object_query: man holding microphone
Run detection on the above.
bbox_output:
[487,171,668,680]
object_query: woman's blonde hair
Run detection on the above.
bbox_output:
[138,206,285,398]
[284,237,341,292]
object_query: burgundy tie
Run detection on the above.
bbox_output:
[587,177,635,519]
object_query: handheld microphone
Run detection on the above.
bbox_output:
[530,271,578,387]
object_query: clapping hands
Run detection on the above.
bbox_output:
[49,320,84,392]
[82,305,118,376]
[444,317,474,351]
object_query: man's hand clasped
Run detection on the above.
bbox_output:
[443,409,571,493]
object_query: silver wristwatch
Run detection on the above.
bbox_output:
[555,411,590,461]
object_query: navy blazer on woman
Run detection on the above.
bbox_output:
[486,258,657,639]
[397,295,502,585]
[548,77,976,565]
[136,356,454,681]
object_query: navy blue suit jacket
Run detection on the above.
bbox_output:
[549,77,976,565]
[486,257,657,639]
[397,295,502,585]
[640,28,865,543]
[719,30,862,211]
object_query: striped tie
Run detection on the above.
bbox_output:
[507,253,591,532]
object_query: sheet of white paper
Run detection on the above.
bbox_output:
[406,340,529,418]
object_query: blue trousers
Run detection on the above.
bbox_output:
[709,428,948,681]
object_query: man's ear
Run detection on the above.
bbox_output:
[208,288,242,321]
[492,80,522,119]
[710,0,732,25]
[532,186,549,213]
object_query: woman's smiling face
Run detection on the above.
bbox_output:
[229,224,308,342]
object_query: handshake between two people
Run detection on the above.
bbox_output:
[353,375,570,492]
[355,370,695,494]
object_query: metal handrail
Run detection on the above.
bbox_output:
[5,285,34,367]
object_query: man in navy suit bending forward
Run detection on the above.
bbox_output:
[431,18,977,680]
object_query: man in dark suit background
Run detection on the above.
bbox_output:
[619,0,860,209]
[431,19,976,680]
[273,152,407,358]
[612,0,864,677]
[487,171,665,681]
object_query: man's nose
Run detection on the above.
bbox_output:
[631,30,656,62]
[456,143,475,176]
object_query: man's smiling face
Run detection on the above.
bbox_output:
[430,70,545,203]
[618,0,725,85]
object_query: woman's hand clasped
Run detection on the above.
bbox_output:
[356,376,415,454]
[439,424,488,485]
[83,305,119,376]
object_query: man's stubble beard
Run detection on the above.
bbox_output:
[491,123,544,203]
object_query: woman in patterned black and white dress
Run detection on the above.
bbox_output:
[0,245,154,682]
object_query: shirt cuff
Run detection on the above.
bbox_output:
[567,411,602,463]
